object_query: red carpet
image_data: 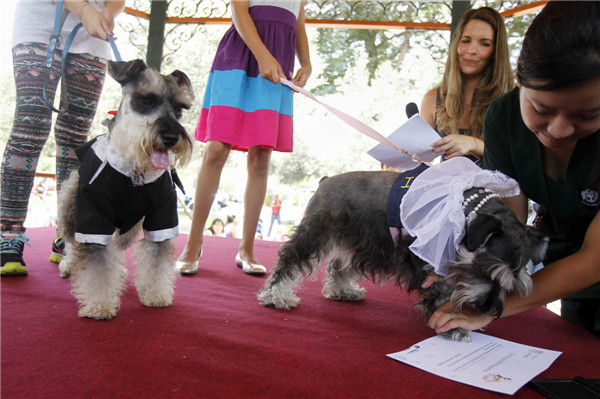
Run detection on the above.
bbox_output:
[2,226,598,398]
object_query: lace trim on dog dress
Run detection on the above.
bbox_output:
[399,157,520,275]
[196,2,301,152]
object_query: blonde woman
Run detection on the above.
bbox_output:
[420,7,513,162]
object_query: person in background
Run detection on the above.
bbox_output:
[175,0,311,276]
[428,1,600,336]
[223,215,239,239]
[1,0,125,276]
[420,7,513,163]
[205,218,225,237]
[268,194,282,237]
[255,218,263,240]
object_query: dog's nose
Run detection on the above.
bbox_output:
[162,132,179,148]
[156,117,185,148]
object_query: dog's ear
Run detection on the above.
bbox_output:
[169,70,192,90]
[526,226,548,265]
[108,59,147,85]
[465,213,502,252]
[167,70,195,108]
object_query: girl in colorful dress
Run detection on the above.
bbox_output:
[176,0,312,276]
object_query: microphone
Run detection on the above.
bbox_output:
[405,102,419,119]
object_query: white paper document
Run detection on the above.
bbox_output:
[387,332,562,395]
[367,115,441,171]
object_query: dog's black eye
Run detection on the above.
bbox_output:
[132,94,163,114]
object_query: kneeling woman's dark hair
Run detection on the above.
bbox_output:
[516,1,600,91]
[517,1,600,199]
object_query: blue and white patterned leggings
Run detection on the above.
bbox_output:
[1,42,106,236]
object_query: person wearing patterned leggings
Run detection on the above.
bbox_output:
[1,0,125,276]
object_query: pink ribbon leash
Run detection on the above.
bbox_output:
[279,78,429,165]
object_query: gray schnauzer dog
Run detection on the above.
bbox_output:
[258,159,548,341]
[57,60,194,320]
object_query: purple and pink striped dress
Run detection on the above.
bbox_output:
[196,0,302,152]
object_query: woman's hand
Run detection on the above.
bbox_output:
[432,134,480,159]
[421,273,442,289]
[100,8,117,34]
[77,3,112,40]
[67,0,124,41]
[428,303,495,334]
[422,274,494,334]
[292,65,312,87]
[256,53,286,84]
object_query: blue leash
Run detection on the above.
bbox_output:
[108,35,122,62]
[43,0,122,113]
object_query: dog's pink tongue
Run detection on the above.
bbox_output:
[151,150,170,170]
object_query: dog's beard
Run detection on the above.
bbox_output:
[109,103,192,172]
[110,112,154,171]
[446,246,533,317]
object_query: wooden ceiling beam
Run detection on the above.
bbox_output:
[125,8,449,30]
[125,1,546,31]
[500,1,548,18]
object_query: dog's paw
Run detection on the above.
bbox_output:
[323,285,366,302]
[138,288,174,308]
[439,328,472,343]
[78,304,118,320]
[139,296,173,308]
[58,260,71,278]
[257,287,300,309]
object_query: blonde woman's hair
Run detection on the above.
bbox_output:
[436,7,514,138]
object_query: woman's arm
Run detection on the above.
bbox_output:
[62,0,124,40]
[231,0,284,84]
[429,210,600,334]
[292,1,311,87]
[505,211,600,315]
[100,0,125,33]
[431,134,484,159]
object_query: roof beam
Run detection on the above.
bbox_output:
[500,1,548,17]
[124,1,547,31]
[124,8,450,30]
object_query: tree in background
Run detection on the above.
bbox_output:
[309,0,538,94]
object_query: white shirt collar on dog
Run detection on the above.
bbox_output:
[399,157,520,275]
[89,135,166,185]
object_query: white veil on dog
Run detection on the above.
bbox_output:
[399,157,521,275]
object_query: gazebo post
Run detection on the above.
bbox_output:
[450,0,471,39]
[146,0,168,71]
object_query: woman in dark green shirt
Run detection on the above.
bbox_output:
[429,1,600,336]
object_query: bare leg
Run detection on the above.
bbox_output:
[178,141,231,262]
[238,146,272,264]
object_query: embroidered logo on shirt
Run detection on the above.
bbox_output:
[581,189,599,207]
